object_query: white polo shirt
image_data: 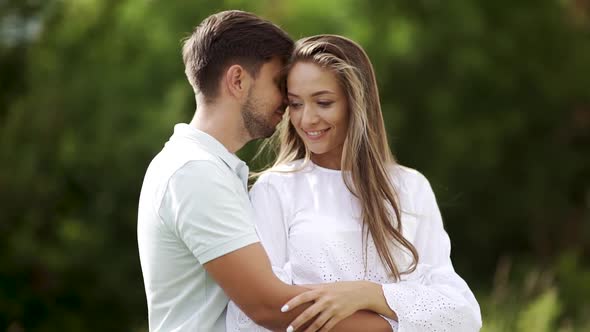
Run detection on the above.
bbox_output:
[137,123,259,331]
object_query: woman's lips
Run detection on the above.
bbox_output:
[303,128,330,140]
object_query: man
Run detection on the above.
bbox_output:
[137,10,392,331]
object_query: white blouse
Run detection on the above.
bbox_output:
[226,160,482,332]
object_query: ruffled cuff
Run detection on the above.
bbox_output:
[380,270,482,332]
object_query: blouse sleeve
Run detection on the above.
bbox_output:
[226,175,292,332]
[380,172,482,332]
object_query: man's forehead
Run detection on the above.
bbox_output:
[260,58,286,81]
[262,57,284,72]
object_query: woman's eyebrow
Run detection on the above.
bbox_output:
[288,90,335,97]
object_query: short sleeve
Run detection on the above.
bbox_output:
[159,160,259,264]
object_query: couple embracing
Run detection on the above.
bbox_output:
[137,10,482,332]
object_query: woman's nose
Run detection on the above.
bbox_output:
[301,106,319,127]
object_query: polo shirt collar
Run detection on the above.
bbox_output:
[171,124,249,185]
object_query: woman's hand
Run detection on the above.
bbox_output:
[281,281,385,332]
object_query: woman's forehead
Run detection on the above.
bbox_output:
[287,62,340,93]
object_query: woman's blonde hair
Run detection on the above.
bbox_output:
[258,34,418,280]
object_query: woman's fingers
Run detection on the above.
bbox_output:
[305,284,322,289]
[282,284,359,332]
[281,289,320,312]
[288,301,324,331]
[302,308,333,332]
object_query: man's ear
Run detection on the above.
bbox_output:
[224,64,252,99]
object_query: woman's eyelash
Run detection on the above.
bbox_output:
[288,101,333,108]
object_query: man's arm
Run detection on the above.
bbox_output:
[169,161,390,331]
[204,243,392,331]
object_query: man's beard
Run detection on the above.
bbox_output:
[241,93,276,140]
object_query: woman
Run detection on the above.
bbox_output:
[227,35,482,331]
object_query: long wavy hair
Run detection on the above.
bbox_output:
[258,35,418,280]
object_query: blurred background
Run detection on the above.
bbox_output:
[1,0,589,331]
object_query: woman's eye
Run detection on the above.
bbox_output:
[317,101,334,107]
[289,102,303,109]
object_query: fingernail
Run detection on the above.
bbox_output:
[286,325,294,332]
[280,304,289,312]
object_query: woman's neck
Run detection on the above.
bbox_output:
[310,147,343,170]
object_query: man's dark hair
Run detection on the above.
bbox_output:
[182,10,293,102]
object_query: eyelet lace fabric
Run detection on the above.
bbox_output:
[380,264,481,331]
[226,161,481,331]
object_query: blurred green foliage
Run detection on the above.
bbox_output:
[479,253,590,331]
[1,0,589,330]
